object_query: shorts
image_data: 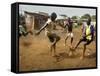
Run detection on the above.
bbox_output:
[67,32,73,37]
[47,33,60,42]
[80,37,93,45]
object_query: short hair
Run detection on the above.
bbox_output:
[50,12,57,21]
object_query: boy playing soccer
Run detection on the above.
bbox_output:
[35,12,60,56]
[74,17,95,59]
[64,17,74,48]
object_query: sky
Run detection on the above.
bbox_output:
[19,4,96,18]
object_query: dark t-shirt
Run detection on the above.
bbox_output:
[67,20,73,32]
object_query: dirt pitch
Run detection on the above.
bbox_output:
[19,26,96,71]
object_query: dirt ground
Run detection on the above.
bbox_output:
[19,26,96,72]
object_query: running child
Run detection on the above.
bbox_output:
[64,17,74,48]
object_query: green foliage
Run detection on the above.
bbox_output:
[81,13,91,19]
[71,16,77,20]
[91,15,96,21]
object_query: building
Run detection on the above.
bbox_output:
[24,11,49,32]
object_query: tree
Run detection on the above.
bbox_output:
[60,14,67,19]
[91,15,96,21]
[71,16,77,20]
[81,14,91,20]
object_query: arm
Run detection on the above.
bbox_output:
[35,23,48,35]
[85,33,91,37]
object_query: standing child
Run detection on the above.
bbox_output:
[35,12,60,56]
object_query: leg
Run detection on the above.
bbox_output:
[52,35,60,56]
[65,36,68,45]
[71,37,73,45]
[47,35,53,55]
[50,44,53,54]
[81,39,93,59]
[70,37,74,55]
[50,38,57,56]
[48,34,60,56]
[53,43,56,56]
[80,44,86,59]
[74,38,85,50]
[70,33,74,47]
[65,33,69,46]
[82,44,86,59]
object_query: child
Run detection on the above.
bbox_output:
[64,17,74,48]
[19,25,28,37]
[35,12,60,56]
[74,17,95,59]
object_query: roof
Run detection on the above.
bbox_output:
[24,11,49,17]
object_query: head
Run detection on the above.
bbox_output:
[87,16,91,26]
[50,12,57,21]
